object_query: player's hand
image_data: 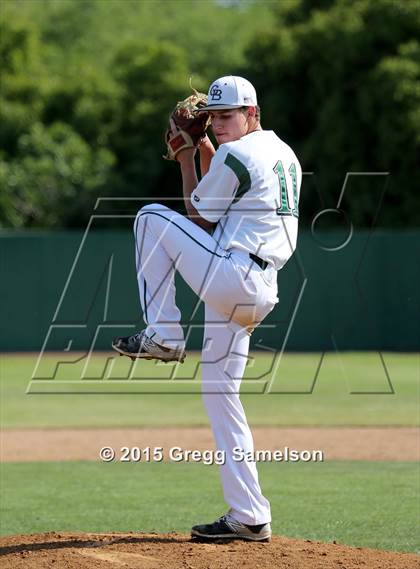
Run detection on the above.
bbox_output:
[176,146,197,163]
[163,91,210,161]
[198,135,215,152]
[167,119,197,163]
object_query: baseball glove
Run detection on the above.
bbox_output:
[164,89,210,161]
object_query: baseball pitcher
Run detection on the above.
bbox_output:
[112,76,302,542]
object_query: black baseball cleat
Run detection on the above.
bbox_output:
[112,330,186,363]
[191,513,271,542]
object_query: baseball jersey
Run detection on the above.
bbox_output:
[191,130,302,271]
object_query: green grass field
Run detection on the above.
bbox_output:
[1,461,418,553]
[1,352,419,554]
[1,352,419,427]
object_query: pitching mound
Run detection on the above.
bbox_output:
[0,532,418,569]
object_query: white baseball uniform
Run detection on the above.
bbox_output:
[134,129,301,525]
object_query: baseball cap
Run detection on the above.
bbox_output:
[199,76,257,111]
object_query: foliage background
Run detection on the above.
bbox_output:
[1,0,419,229]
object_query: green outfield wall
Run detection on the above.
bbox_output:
[1,229,419,352]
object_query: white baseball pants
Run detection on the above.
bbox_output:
[134,203,277,524]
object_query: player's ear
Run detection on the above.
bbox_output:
[248,106,256,117]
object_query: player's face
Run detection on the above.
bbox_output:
[209,109,249,144]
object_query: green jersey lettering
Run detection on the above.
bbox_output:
[273,160,299,218]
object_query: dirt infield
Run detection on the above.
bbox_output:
[1,426,419,462]
[0,531,419,569]
[2,428,419,567]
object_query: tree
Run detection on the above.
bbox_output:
[108,40,191,199]
[245,0,420,227]
[0,122,115,228]
[0,20,45,157]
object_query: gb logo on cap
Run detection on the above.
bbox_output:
[210,85,222,101]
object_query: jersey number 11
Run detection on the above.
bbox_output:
[273,161,299,218]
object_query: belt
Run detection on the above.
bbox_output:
[249,253,269,270]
